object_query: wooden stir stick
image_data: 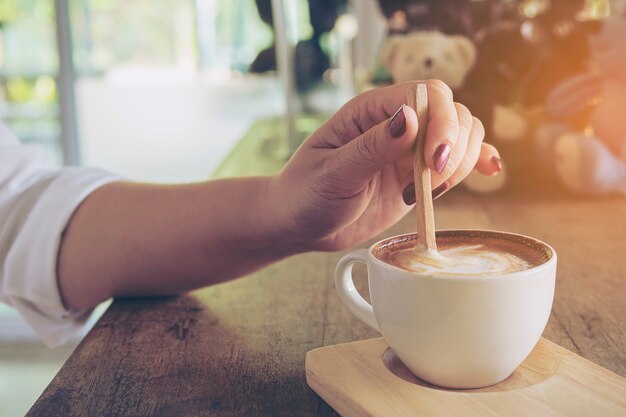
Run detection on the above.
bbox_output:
[407,84,437,252]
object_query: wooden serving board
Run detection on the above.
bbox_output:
[306,338,626,417]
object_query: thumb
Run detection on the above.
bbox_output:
[329,105,418,190]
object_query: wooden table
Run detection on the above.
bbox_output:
[27,187,626,416]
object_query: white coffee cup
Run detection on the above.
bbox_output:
[335,230,557,389]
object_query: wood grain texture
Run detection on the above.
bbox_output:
[306,337,626,417]
[407,84,437,251]
[27,188,626,417]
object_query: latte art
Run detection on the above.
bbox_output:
[374,231,550,277]
[382,245,532,276]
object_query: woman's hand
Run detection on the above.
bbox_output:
[268,80,501,251]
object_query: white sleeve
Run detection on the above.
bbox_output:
[0,123,121,347]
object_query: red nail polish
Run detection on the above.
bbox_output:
[402,183,416,205]
[433,144,451,174]
[388,106,406,138]
[491,155,502,173]
[432,182,449,199]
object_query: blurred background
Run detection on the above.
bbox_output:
[0,0,622,415]
[0,0,363,180]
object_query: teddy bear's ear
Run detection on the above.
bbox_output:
[380,36,402,68]
[452,36,477,69]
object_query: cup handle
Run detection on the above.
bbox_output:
[335,249,380,332]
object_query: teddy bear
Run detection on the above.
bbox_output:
[380,31,476,89]
[533,16,626,195]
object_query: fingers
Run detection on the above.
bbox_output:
[377,80,462,174]
[327,105,419,192]
[433,117,488,199]
[401,115,493,205]
[318,80,459,153]
[315,80,499,203]
[399,102,473,202]
[422,80,459,173]
[380,80,460,174]
[475,142,502,176]
[430,102,471,181]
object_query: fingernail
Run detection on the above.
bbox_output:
[433,143,451,174]
[432,181,449,200]
[491,155,502,173]
[402,183,416,205]
[388,106,406,138]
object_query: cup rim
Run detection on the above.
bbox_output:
[368,229,557,280]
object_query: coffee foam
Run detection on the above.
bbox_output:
[374,231,551,277]
[381,245,532,276]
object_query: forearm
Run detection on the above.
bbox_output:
[57,177,300,310]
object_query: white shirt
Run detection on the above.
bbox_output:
[0,123,120,347]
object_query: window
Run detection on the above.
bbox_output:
[0,0,62,164]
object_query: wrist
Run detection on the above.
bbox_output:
[234,175,308,260]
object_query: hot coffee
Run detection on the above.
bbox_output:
[337,229,557,388]
[374,231,551,277]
